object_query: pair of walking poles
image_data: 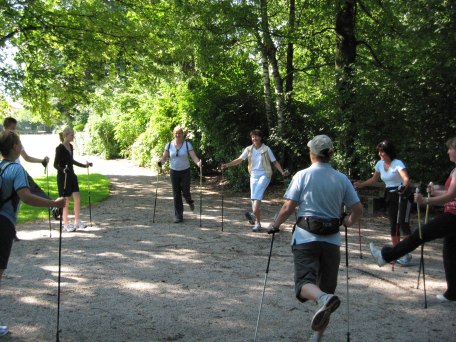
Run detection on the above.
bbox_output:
[253,213,352,342]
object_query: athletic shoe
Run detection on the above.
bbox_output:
[309,333,323,342]
[174,218,183,223]
[0,326,8,336]
[64,224,76,232]
[245,212,255,225]
[252,223,261,232]
[369,242,386,267]
[311,294,340,331]
[436,294,456,302]
[76,221,87,229]
[396,253,412,266]
[51,207,61,220]
[189,202,195,212]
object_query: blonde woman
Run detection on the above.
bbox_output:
[158,126,201,223]
[54,127,92,231]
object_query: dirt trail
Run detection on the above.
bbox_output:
[1,138,454,341]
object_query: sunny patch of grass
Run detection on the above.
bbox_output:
[17,173,110,224]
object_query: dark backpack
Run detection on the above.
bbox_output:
[0,161,15,209]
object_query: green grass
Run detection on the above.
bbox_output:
[17,173,111,224]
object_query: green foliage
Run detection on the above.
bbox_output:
[85,113,120,159]
[17,173,110,224]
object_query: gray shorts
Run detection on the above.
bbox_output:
[292,242,340,303]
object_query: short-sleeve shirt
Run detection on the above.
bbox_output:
[166,140,193,171]
[0,160,29,225]
[239,145,276,177]
[375,159,406,189]
[284,162,360,246]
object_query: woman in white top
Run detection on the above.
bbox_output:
[355,140,412,265]
[221,129,288,232]
[158,126,201,223]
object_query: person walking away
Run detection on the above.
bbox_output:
[2,117,60,241]
[354,140,413,266]
[0,130,65,336]
[221,129,289,232]
[157,126,201,223]
[266,134,363,341]
[54,127,92,232]
[370,136,456,302]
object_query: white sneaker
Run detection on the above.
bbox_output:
[311,294,340,331]
[0,325,8,336]
[75,221,87,229]
[369,242,386,266]
[397,254,412,266]
[436,294,456,302]
[310,333,323,342]
[64,224,76,232]
[252,223,261,232]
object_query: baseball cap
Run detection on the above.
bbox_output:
[307,135,333,155]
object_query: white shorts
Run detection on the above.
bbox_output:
[250,174,271,201]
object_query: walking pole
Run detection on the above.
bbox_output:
[46,164,52,238]
[358,220,363,259]
[87,165,92,227]
[221,167,224,232]
[342,208,351,342]
[152,166,160,223]
[416,186,428,308]
[254,229,276,342]
[56,170,68,342]
[199,163,202,228]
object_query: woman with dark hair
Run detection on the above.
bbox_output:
[370,137,456,302]
[354,140,412,265]
[221,129,288,232]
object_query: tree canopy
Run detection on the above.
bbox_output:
[1,0,455,185]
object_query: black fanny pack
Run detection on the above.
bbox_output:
[296,217,340,235]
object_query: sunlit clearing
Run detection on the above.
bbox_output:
[19,296,48,306]
[124,281,158,292]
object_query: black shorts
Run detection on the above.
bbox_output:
[292,242,340,303]
[0,215,16,269]
[57,172,80,197]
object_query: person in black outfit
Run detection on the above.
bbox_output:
[54,127,92,232]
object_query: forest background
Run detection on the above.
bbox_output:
[1,0,455,189]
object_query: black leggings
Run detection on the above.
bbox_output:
[381,212,456,300]
[170,168,194,220]
[385,190,412,236]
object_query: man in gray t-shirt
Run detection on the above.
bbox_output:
[267,135,363,341]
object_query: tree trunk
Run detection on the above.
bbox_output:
[335,0,357,176]
[285,0,295,108]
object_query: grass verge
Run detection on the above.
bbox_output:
[18,173,110,224]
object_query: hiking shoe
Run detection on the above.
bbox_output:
[252,223,261,232]
[245,212,255,225]
[51,207,61,220]
[0,326,8,336]
[189,202,195,212]
[309,333,323,342]
[396,253,412,266]
[311,294,340,331]
[64,224,76,232]
[174,218,183,223]
[436,294,456,302]
[76,221,87,229]
[369,242,386,267]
